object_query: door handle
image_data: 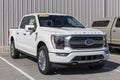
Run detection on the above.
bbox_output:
[23,33,26,35]
[113,30,116,32]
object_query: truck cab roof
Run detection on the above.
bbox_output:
[23,13,68,17]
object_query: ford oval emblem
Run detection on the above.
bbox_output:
[85,39,94,46]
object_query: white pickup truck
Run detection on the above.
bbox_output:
[91,17,120,50]
[9,13,109,74]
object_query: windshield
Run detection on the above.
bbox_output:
[38,15,85,28]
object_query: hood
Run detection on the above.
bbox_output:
[41,27,105,35]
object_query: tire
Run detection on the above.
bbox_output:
[10,41,20,59]
[88,62,105,70]
[38,46,53,75]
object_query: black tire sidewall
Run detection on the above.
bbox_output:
[10,41,19,59]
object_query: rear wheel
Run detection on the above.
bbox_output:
[10,41,20,59]
[38,46,53,75]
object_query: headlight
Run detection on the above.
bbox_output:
[104,35,108,47]
[51,35,65,49]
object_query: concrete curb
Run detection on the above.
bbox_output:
[0,46,10,56]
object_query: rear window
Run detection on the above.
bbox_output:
[92,20,109,27]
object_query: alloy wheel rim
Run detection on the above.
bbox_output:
[38,50,46,71]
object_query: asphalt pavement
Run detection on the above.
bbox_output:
[0,52,120,80]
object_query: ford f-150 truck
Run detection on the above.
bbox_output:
[91,17,120,50]
[9,13,109,75]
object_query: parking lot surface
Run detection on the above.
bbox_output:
[0,52,120,80]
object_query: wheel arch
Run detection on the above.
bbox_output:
[10,36,14,43]
[37,41,47,56]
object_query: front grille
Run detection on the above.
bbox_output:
[71,55,104,61]
[69,36,104,49]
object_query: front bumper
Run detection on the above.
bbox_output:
[49,50,109,64]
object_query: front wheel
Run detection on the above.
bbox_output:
[38,46,53,75]
[10,41,20,59]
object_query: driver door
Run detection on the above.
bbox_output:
[23,16,37,55]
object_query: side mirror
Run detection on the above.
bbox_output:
[25,25,35,32]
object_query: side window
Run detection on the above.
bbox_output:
[20,17,29,29]
[20,16,36,29]
[28,16,37,28]
[92,20,109,27]
[116,18,120,27]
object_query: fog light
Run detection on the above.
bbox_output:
[55,53,69,57]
